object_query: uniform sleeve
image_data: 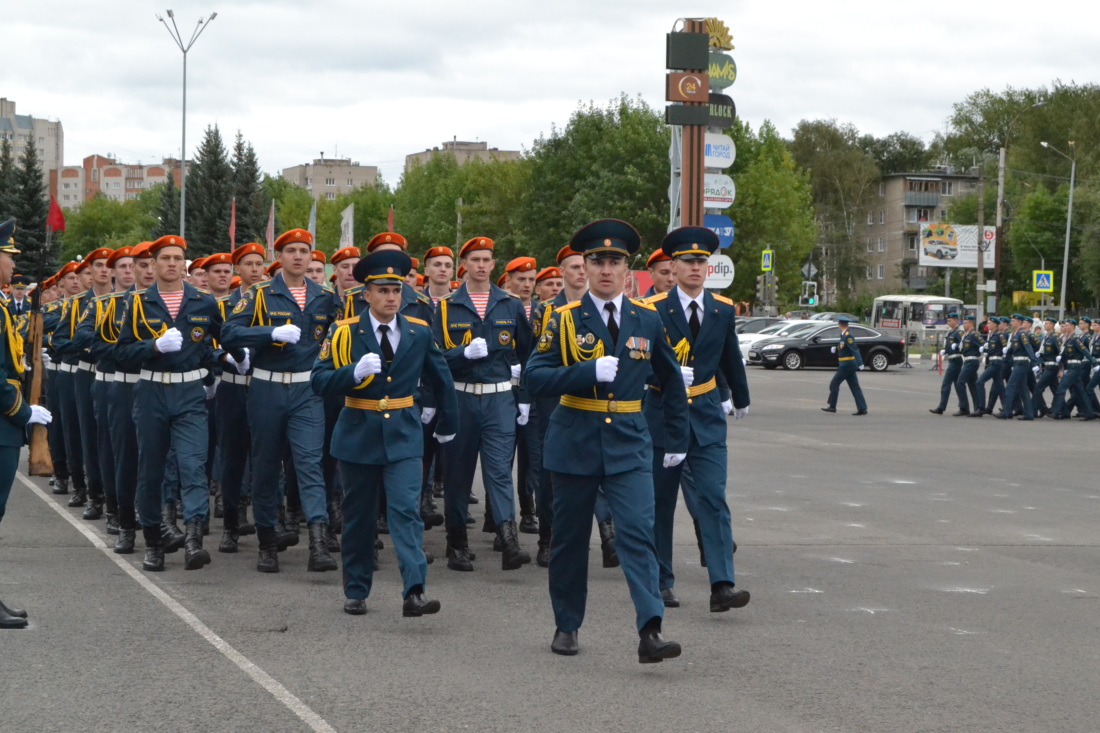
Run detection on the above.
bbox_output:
[0,314,31,427]
[719,310,750,408]
[114,295,157,370]
[310,324,360,398]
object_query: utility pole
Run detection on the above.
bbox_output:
[975,165,985,322]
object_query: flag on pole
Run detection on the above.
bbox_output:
[265,199,276,260]
[47,196,66,233]
[228,197,237,250]
[387,204,394,232]
[307,199,317,243]
[340,204,355,248]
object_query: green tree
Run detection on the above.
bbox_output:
[458,158,531,262]
[151,176,181,239]
[394,152,467,250]
[858,132,930,175]
[185,124,234,255]
[11,141,51,275]
[230,132,267,246]
[0,139,16,218]
[57,193,157,262]
[261,175,312,244]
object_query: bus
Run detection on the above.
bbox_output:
[871,295,965,333]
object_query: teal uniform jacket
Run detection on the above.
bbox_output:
[0,299,32,447]
[311,312,458,465]
[1007,328,1039,363]
[959,328,984,357]
[838,326,864,367]
[641,288,749,450]
[433,282,532,386]
[1039,331,1061,364]
[526,293,689,476]
[114,283,228,373]
[50,291,90,366]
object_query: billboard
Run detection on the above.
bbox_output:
[917,224,996,269]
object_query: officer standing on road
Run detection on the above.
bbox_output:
[311,249,458,617]
[822,316,868,415]
[955,315,984,417]
[997,314,1040,420]
[526,218,688,664]
[930,312,963,415]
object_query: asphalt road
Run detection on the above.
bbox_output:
[2,363,1098,733]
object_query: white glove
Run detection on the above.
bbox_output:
[733,406,749,420]
[510,363,522,381]
[663,453,687,468]
[204,382,218,400]
[1093,366,1099,376]
[517,403,530,426]
[29,405,53,425]
[420,407,436,425]
[980,344,988,353]
[939,349,945,357]
[830,346,836,354]
[594,356,619,383]
[1032,366,1040,377]
[354,353,382,382]
[41,348,52,367]
[234,351,250,375]
[680,366,694,388]
[1055,355,1061,363]
[271,324,301,344]
[858,365,865,371]
[950,342,958,350]
[1002,346,1010,355]
[463,337,488,360]
[721,399,733,416]
[434,433,455,444]
[155,327,183,354]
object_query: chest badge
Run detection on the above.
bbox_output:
[190,326,205,342]
[498,329,511,346]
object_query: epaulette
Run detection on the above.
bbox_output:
[557,300,581,312]
[216,294,232,302]
[643,291,669,304]
[713,293,734,306]
[252,281,271,291]
[132,288,147,296]
[345,284,364,296]
[414,290,431,304]
[322,285,335,294]
[94,292,115,302]
[438,291,456,300]
[405,316,429,327]
[335,316,360,327]
[631,298,657,311]
[506,291,521,299]
[196,287,213,295]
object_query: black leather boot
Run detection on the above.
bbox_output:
[238,496,256,536]
[307,522,338,572]
[499,520,531,570]
[51,476,69,495]
[518,491,538,534]
[161,502,185,554]
[693,517,706,568]
[114,507,136,554]
[219,509,239,553]
[275,505,299,551]
[256,527,280,573]
[83,486,105,520]
[327,499,343,535]
[142,526,165,572]
[419,489,443,529]
[482,493,496,533]
[446,526,474,571]
[536,523,552,568]
[67,485,87,507]
[211,480,223,519]
[324,523,340,553]
[104,496,120,534]
[184,519,211,570]
[0,598,28,629]
[598,520,620,568]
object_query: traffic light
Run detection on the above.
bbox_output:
[755,274,765,301]
[806,281,818,306]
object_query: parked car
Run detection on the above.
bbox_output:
[746,324,905,371]
[735,317,783,335]
[809,312,862,323]
[738,320,822,360]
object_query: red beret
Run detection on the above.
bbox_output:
[415,273,425,287]
[58,261,80,277]
[188,257,207,273]
[496,273,507,288]
[456,265,466,278]
[366,232,408,252]
[459,237,494,258]
[331,246,361,265]
[646,250,671,268]
[131,241,154,259]
[232,243,266,266]
[86,247,114,262]
[556,245,581,265]
[106,247,134,267]
[506,256,537,274]
[230,276,242,289]
[424,246,453,261]
[409,257,420,271]
[266,261,283,276]
[75,259,90,273]
[536,266,561,282]
[311,250,327,264]
[204,252,233,267]
[150,235,187,253]
[273,228,313,251]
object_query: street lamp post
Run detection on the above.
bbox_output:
[156,9,217,239]
[1040,141,1076,320]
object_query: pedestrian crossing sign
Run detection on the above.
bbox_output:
[1033,270,1053,293]
[761,249,774,272]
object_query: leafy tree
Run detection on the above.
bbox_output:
[261,175,312,244]
[11,140,51,275]
[858,132,930,175]
[184,124,234,255]
[458,158,531,262]
[230,132,267,246]
[394,152,467,250]
[58,192,158,262]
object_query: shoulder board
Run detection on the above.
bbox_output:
[345,284,364,295]
[335,316,360,327]
[196,287,213,295]
[538,298,555,309]
[713,293,734,306]
[322,285,335,294]
[253,282,271,291]
[506,291,521,299]
[643,292,669,304]
[414,290,431,303]
[404,316,429,327]
[93,292,114,302]
[631,298,657,311]
[217,294,232,302]
[557,300,581,312]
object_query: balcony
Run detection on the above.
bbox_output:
[904,192,940,207]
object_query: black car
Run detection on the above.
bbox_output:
[747,324,906,371]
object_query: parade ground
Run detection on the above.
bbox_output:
[2,364,1097,733]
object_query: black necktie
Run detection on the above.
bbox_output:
[688,301,700,342]
[378,324,394,363]
[604,302,619,347]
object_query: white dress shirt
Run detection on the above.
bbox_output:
[678,289,705,327]
[368,312,401,353]
[586,292,624,330]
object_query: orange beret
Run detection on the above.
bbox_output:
[75,259,90,273]
[459,237,494,258]
[131,241,153,259]
[424,246,453,261]
[536,266,561,282]
[266,261,283,276]
[328,272,337,283]
[106,246,134,267]
[646,249,671,268]
[86,247,114,262]
[366,232,408,252]
[273,228,312,251]
[330,246,361,265]
[457,265,466,278]
[506,256,536,274]
[409,257,420,271]
[450,280,460,289]
[204,252,233,267]
[150,235,187,253]
[496,273,507,288]
[58,261,80,277]
[188,257,207,273]
[311,250,327,264]
[556,245,581,265]
[230,276,242,289]
[415,273,425,287]
[232,242,266,265]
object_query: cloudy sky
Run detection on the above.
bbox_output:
[6,0,1097,184]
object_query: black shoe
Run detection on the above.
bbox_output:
[307,523,338,572]
[161,503,185,553]
[551,629,579,656]
[0,601,28,629]
[432,481,444,499]
[598,520,619,568]
[275,506,299,551]
[0,598,28,619]
[419,493,444,529]
[1016,416,1034,421]
[327,500,344,535]
[105,513,120,535]
[638,629,681,664]
[113,528,136,554]
[256,527,280,573]
[519,515,539,534]
[184,520,211,570]
[51,477,69,495]
[929,408,944,415]
[375,537,384,550]
[710,584,751,612]
[468,494,479,505]
[492,535,504,552]
[853,410,868,416]
[68,489,87,507]
[465,515,476,525]
[1076,415,1097,421]
[343,598,367,615]
[498,521,531,570]
[821,406,836,413]
[238,500,256,536]
[536,543,550,568]
[995,411,1011,420]
[402,592,441,617]
[218,528,239,553]
[968,411,984,417]
[952,410,970,417]
[325,524,341,553]
[661,588,681,608]
[446,527,475,571]
[376,514,390,535]
[141,527,165,572]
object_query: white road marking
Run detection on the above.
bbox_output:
[829,557,855,564]
[845,523,865,528]
[989,509,1018,514]
[840,502,864,507]
[789,588,824,594]
[891,480,916,485]
[943,587,991,594]
[948,628,978,635]
[1024,534,1054,542]
[852,607,890,614]
[17,472,337,733]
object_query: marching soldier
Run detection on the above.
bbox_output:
[974,316,1008,416]
[311,249,458,616]
[42,269,71,495]
[955,315,985,417]
[526,218,687,663]
[822,316,868,415]
[307,250,327,286]
[534,267,563,304]
[503,256,539,534]
[930,312,964,415]
[423,246,454,306]
[1050,318,1096,420]
[1032,317,1062,417]
[997,314,1040,420]
[644,249,674,297]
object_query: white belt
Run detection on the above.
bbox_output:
[1066,360,1084,365]
[250,368,310,385]
[114,372,141,384]
[139,368,208,384]
[75,362,94,372]
[219,373,251,386]
[1013,357,1033,362]
[44,362,58,371]
[510,377,520,387]
[963,356,980,361]
[946,354,962,360]
[57,363,77,373]
[988,356,1004,361]
[94,371,113,381]
[454,380,513,395]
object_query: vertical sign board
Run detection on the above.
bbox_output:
[761,249,774,272]
[703,132,736,169]
[1033,271,1054,293]
[703,173,735,209]
[704,214,734,249]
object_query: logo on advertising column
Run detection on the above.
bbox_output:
[708,52,737,89]
[703,174,735,209]
[704,133,736,169]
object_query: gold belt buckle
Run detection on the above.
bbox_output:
[607,400,618,413]
[378,398,389,410]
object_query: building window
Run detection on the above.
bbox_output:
[112,182,121,189]
[908,235,917,251]
[306,177,312,186]
[939,209,947,222]
[63,194,71,201]
[347,179,354,187]
[878,237,885,252]
[92,170,98,181]
[866,238,873,253]
[942,181,954,196]
[909,208,931,223]
[879,210,885,224]
[326,192,336,200]
[877,265,885,279]
[866,267,873,281]
[878,182,885,196]
[866,212,874,225]
[325,178,335,186]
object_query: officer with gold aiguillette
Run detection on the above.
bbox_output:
[526,219,689,664]
[312,250,458,617]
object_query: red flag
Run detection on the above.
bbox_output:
[228,197,237,250]
[47,196,66,233]
[387,204,394,232]
[265,200,276,260]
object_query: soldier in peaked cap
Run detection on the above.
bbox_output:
[930,312,965,415]
[954,315,986,417]
[311,249,458,617]
[526,218,687,663]
[8,274,29,316]
[975,316,1009,416]
[997,314,1040,420]
[1049,318,1096,420]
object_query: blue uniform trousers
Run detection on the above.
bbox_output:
[976,360,1005,413]
[956,360,982,412]
[442,391,517,529]
[55,371,85,488]
[653,441,733,591]
[1002,363,1035,419]
[528,398,554,528]
[1084,368,1100,413]
[936,358,963,411]
[215,381,250,520]
[246,381,327,528]
[46,372,69,481]
[108,380,138,527]
[322,392,344,506]
[161,449,182,506]
[1052,366,1094,418]
[92,379,117,511]
[827,362,867,411]
[0,446,18,524]
[1033,365,1061,414]
[73,369,102,497]
[340,457,427,600]
[550,471,665,633]
[133,381,210,527]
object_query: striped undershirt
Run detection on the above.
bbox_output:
[289,286,307,310]
[469,291,489,319]
[523,303,532,321]
[160,289,184,320]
